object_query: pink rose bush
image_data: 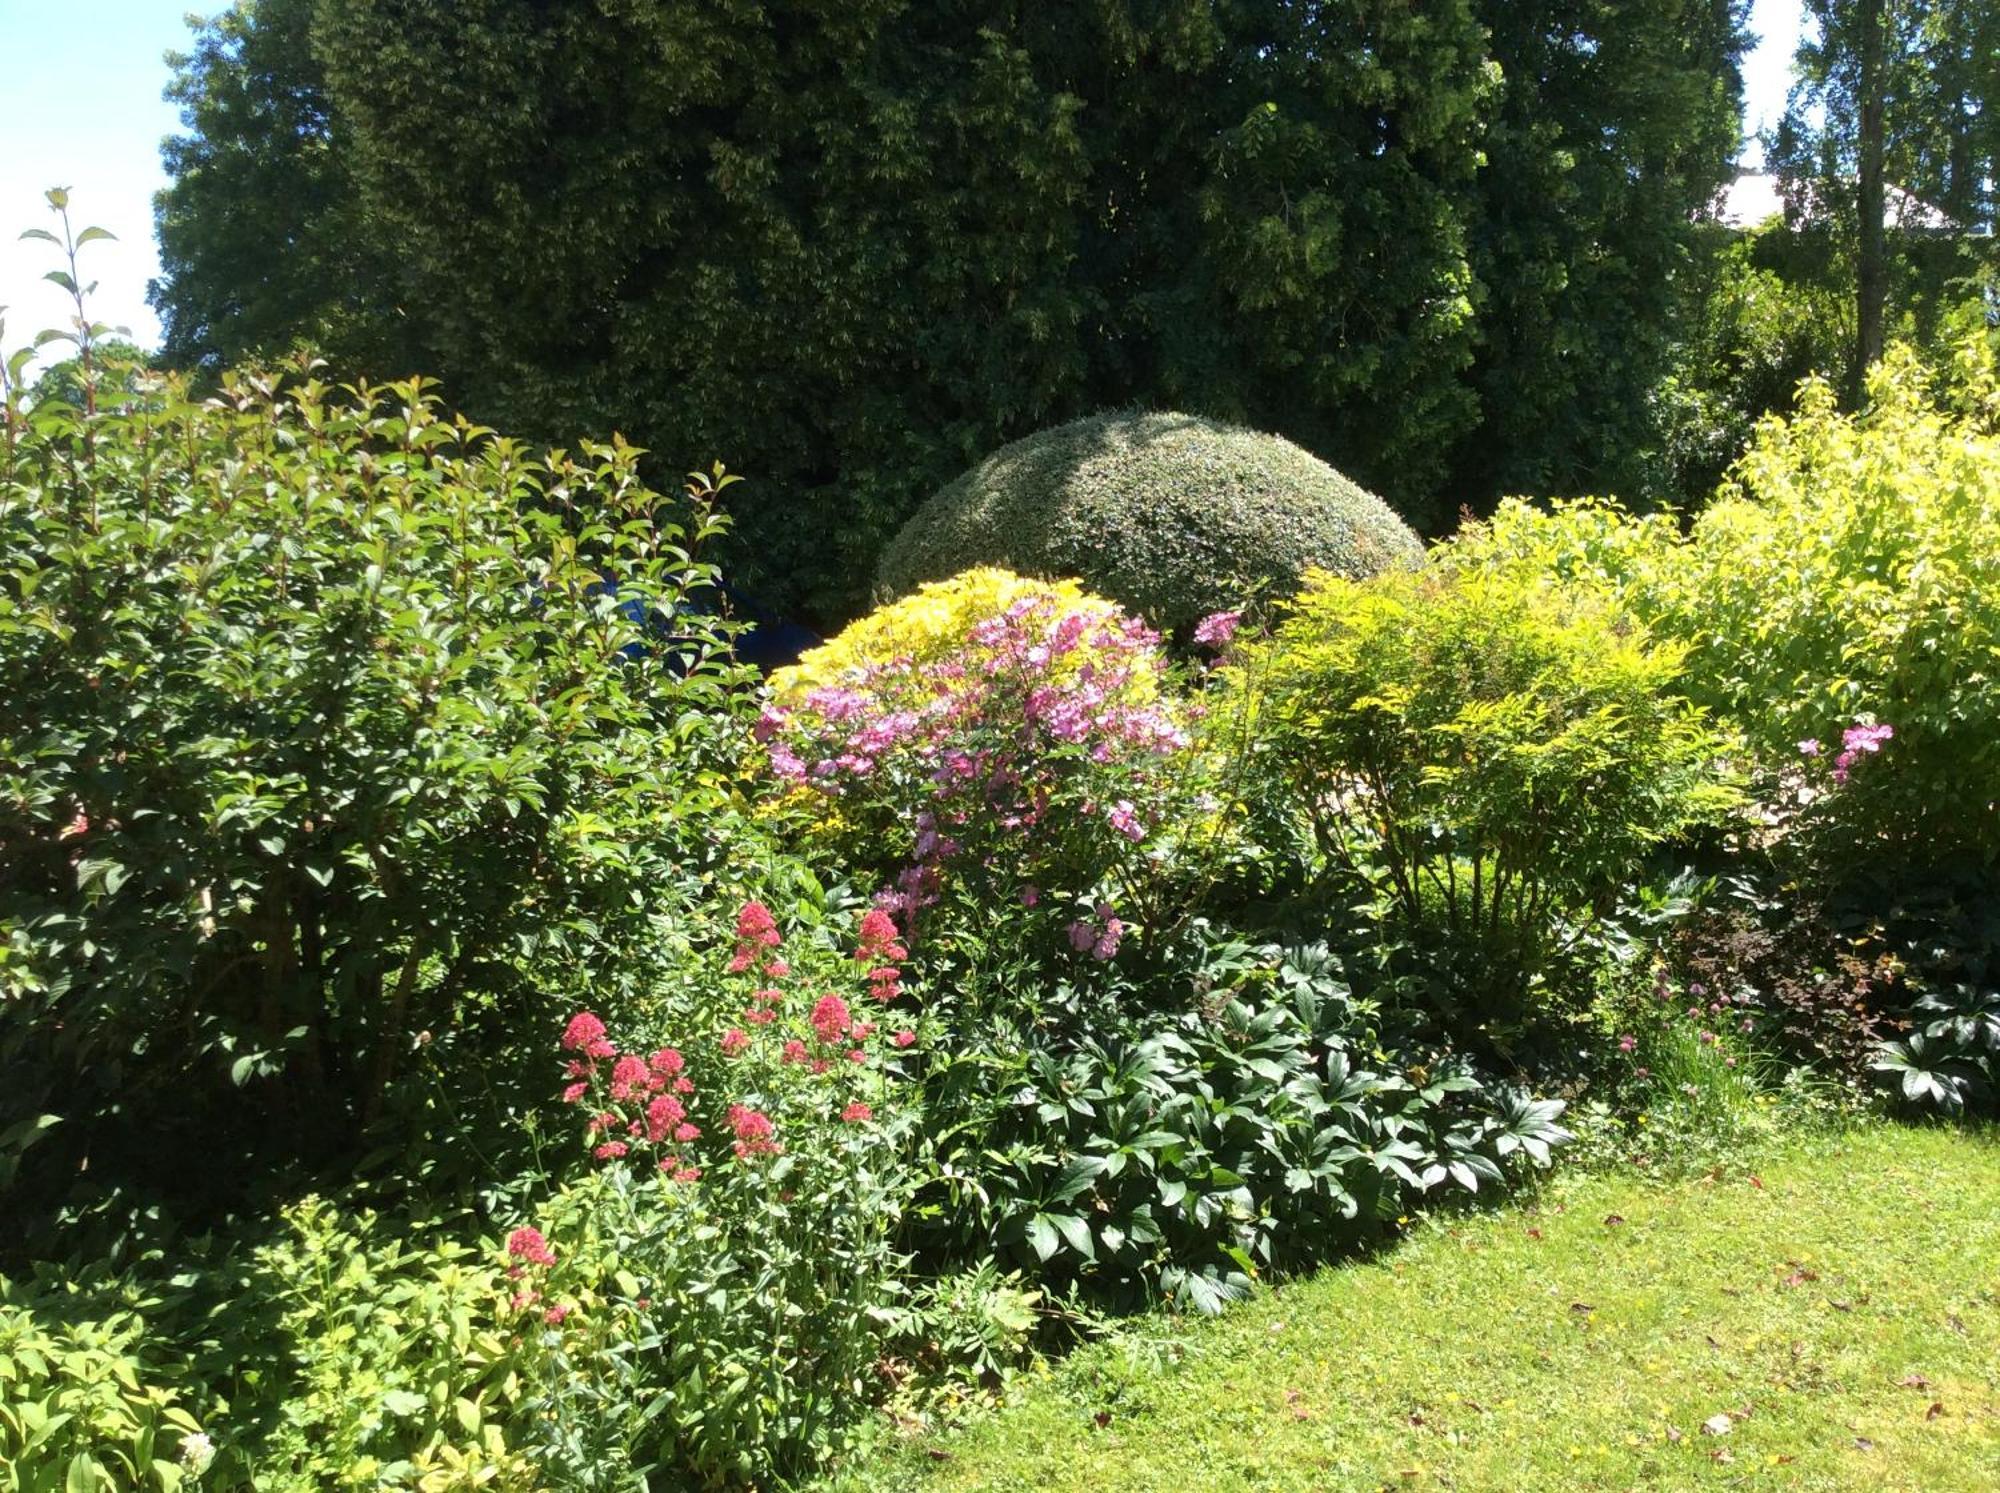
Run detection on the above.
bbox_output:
[757,581,1197,953]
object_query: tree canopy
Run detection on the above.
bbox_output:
[152,1,1749,624]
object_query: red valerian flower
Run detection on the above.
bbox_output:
[543,1304,572,1326]
[644,1093,686,1142]
[891,1029,917,1048]
[561,1081,588,1104]
[594,1140,630,1159]
[781,1038,809,1064]
[726,1104,779,1158]
[647,1047,685,1077]
[561,1011,616,1059]
[506,1227,556,1267]
[608,1053,649,1099]
[736,901,779,944]
[841,1101,873,1123]
[720,1026,750,1057]
[855,908,908,964]
[810,993,853,1045]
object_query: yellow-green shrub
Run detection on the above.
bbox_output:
[770,567,1149,703]
[1228,561,1734,1025]
[1455,341,2000,874]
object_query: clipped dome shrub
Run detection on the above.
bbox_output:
[876,411,1423,634]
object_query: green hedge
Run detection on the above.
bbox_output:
[876,411,1422,634]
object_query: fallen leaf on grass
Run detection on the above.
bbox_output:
[1666,1426,1684,1444]
[1570,1302,1596,1315]
[1926,1402,1947,1421]
[1853,1437,1876,1451]
[1897,1374,1932,1390]
[1093,1410,1112,1430]
[1603,1214,1626,1227]
[1710,1447,1735,1463]
[1525,1227,1543,1241]
[1702,1413,1734,1436]
[1749,1175,1764,1189]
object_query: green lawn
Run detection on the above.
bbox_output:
[840,1125,2000,1492]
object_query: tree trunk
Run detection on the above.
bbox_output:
[1854,0,1888,403]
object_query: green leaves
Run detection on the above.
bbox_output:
[1234,556,1736,1030]
[1872,983,2000,1114]
[0,351,762,1205]
[936,942,1566,1306]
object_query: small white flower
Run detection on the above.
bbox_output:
[179,1432,215,1474]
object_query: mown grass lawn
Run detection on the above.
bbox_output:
[838,1125,2000,1491]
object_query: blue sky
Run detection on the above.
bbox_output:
[1,0,1808,363]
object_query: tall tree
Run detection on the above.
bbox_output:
[152,2,1747,617]
[1856,0,1888,392]
[152,0,414,376]
[1451,0,1749,505]
[1777,0,1999,397]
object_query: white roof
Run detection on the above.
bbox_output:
[1713,171,1962,232]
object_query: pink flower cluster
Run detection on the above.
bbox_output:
[760,594,1190,942]
[856,908,908,1002]
[1067,902,1124,961]
[503,1228,571,1325]
[1192,609,1242,648]
[553,903,914,1177]
[729,900,789,978]
[1799,720,1894,786]
[560,1012,703,1179]
[726,1103,779,1159]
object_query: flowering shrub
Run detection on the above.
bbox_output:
[497,900,920,1487]
[758,570,1197,950]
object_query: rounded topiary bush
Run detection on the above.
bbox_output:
[876,411,1423,633]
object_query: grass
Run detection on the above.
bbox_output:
[835,1124,2000,1491]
